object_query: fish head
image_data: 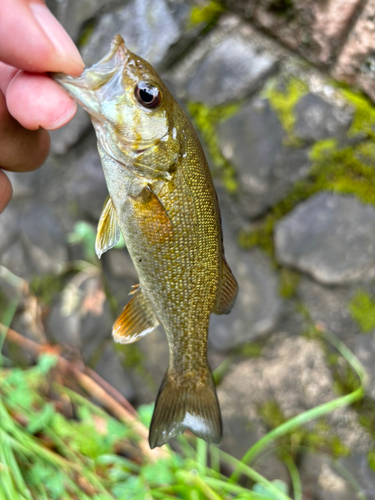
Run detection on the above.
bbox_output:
[54,35,182,180]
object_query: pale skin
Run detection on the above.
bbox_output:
[0,0,85,213]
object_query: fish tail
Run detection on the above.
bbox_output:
[149,367,222,449]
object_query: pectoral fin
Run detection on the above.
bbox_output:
[214,258,238,315]
[96,195,120,258]
[113,287,159,344]
[130,186,172,244]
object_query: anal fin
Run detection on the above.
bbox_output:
[113,287,159,344]
[96,195,120,259]
[214,258,238,315]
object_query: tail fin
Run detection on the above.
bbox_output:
[149,367,222,449]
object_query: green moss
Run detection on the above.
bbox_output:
[368,450,375,471]
[259,401,285,428]
[340,87,375,139]
[187,101,240,193]
[279,268,300,299]
[77,18,96,48]
[349,290,375,332]
[232,341,264,357]
[264,77,308,143]
[188,1,225,28]
[29,274,65,306]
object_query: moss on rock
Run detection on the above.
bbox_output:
[187,101,241,193]
[264,76,308,144]
[349,290,375,333]
[279,268,300,299]
[188,1,225,28]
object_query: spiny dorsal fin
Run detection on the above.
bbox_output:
[112,287,159,344]
[96,195,120,259]
[214,258,238,315]
[149,367,222,448]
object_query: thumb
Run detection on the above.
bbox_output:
[0,0,84,76]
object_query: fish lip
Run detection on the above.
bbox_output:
[51,35,130,117]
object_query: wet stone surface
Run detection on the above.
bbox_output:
[186,33,277,106]
[210,223,282,351]
[294,93,353,142]
[81,0,187,69]
[275,192,375,284]
[218,97,311,218]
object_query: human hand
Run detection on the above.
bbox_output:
[0,0,84,213]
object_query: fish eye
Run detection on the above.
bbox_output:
[135,81,162,109]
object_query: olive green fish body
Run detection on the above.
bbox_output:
[54,36,238,448]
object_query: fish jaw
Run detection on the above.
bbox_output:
[52,35,130,122]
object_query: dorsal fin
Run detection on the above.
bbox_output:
[96,195,120,258]
[112,287,159,344]
[214,258,238,315]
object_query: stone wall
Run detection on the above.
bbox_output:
[2,0,375,497]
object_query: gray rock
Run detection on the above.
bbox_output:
[5,171,37,200]
[299,454,361,500]
[46,0,121,42]
[19,202,68,276]
[354,333,375,401]
[0,205,19,253]
[2,201,69,279]
[218,98,310,218]
[50,107,91,156]
[298,277,361,343]
[67,147,108,221]
[82,0,182,68]
[104,249,138,280]
[209,223,282,351]
[294,93,352,142]
[340,454,375,500]
[48,275,113,362]
[94,342,134,401]
[218,333,371,461]
[186,33,277,106]
[1,241,32,280]
[275,192,375,284]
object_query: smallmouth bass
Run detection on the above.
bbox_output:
[54,35,238,448]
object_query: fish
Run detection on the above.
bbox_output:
[54,35,238,448]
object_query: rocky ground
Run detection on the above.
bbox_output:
[2,0,375,497]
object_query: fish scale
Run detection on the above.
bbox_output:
[54,35,238,448]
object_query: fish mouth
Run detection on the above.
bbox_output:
[52,35,129,119]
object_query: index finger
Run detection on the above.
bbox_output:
[0,0,84,76]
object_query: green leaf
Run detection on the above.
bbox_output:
[27,403,55,434]
[137,403,154,427]
[37,354,59,375]
[111,476,145,498]
[142,460,174,486]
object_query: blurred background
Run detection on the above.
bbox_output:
[2,0,375,498]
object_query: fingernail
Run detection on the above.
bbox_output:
[30,3,85,73]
